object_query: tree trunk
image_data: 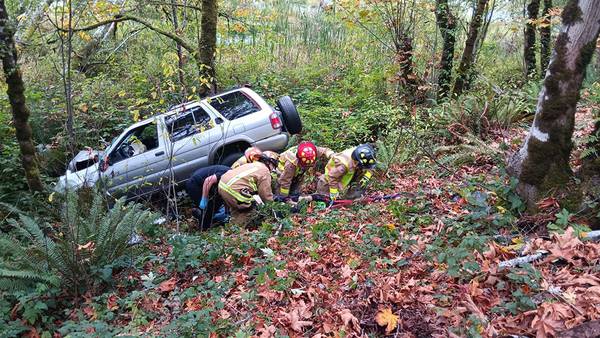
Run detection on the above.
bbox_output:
[0,0,44,192]
[524,0,541,78]
[170,0,186,93]
[435,0,456,99]
[453,0,488,96]
[395,33,417,101]
[539,0,553,76]
[198,0,217,96]
[507,0,600,211]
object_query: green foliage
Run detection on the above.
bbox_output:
[492,264,541,315]
[0,191,158,293]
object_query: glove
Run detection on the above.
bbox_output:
[329,192,339,201]
[360,170,373,188]
[274,195,286,203]
[199,197,208,210]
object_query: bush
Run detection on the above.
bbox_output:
[0,190,158,293]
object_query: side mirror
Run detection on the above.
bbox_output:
[214,117,223,125]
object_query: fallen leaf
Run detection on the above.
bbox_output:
[158,277,177,293]
[375,308,399,333]
[289,311,313,332]
[106,294,119,311]
[339,308,360,332]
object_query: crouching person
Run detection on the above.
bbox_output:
[186,165,231,230]
[317,144,377,202]
[232,146,280,169]
[218,155,278,226]
[275,141,334,198]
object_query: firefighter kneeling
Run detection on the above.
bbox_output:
[218,154,278,226]
[275,141,334,198]
[317,144,377,202]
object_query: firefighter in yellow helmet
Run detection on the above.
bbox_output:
[232,147,280,169]
[275,141,334,198]
[218,154,278,226]
[316,144,377,201]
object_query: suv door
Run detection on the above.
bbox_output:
[164,105,222,183]
[102,118,169,198]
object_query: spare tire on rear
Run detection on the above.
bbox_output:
[277,96,302,135]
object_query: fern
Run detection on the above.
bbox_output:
[435,132,502,166]
[0,190,158,293]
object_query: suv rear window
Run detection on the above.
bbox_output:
[208,91,260,120]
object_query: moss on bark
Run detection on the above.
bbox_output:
[0,0,44,192]
[562,0,583,25]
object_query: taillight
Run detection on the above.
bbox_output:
[270,112,282,129]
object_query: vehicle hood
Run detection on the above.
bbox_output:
[54,149,103,193]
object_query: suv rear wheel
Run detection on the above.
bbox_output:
[277,96,302,134]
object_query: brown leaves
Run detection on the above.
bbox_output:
[106,294,119,311]
[339,308,360,332]
[282,301,313,332]
[158,277,177,293]
[375,308,399,333]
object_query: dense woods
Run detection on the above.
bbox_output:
[1,0,599,337]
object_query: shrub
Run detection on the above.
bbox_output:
[0,191,158,293]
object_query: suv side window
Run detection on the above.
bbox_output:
[109,122,158,164]
[166,106,213,142]
[208,91,260,120]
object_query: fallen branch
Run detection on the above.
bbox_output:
[498,250,548,269]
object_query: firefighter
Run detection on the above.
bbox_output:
[218,154,278,226]
[316,144,377,201]
[275,141,334,198]
[231,147,262,169]
[231,147,280,169]
[186,165,231,230]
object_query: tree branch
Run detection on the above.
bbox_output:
[62,15,197,56]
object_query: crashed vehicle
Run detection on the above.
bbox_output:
[55,87,302,199]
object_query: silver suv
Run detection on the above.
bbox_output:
[55,87,302,199]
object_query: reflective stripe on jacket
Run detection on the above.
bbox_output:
[231,156,249,169]
[218,162,274,205]
[324,147,372,195]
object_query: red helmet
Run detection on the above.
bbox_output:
[296,141,317,167]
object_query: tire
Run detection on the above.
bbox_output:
[218,151,244,167]
[276,96,302,135]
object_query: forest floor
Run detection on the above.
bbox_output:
[59,107,600,338]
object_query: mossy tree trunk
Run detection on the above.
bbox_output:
[524,0,540,78]
[0,0,44,192]
[435,0,456,99]
[539,0,552,76]
[394,33,417,101]
[453,0,488,96]
[198,0,217,96]
[507,0,600,211]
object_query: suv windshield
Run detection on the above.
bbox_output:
[208,91,260,120]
